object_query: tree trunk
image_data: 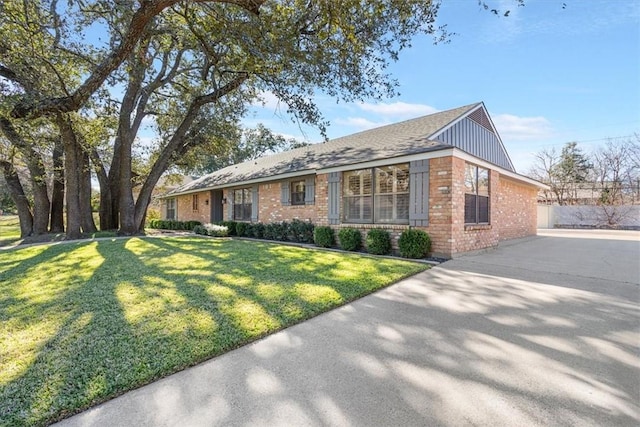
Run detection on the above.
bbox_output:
[118,134,137,235]
[0,117,50,234]
[56,115,82,239]
[50,138,65,232]
[90,148,115,231]
[79,145,97,233]
[0,160,33,237]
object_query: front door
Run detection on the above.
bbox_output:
[211,190,223,222]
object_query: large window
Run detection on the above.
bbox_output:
[291,180,305,205]
[343,164,409,224]
[464,163,490,224]
[233,188,252,221]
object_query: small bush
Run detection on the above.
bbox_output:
[204,223,229,237]
[366,229,392,255]
[289,219,315,243]
[218,221,237,236]
[235,222,248,237]
[146,208,161,222]
[338,228,362,252]
[193,225,207,235]
[184,220,201,230]
[147,219,201,231]
[264,222,288,241]
[247,223,265,239]
[398,229,431,259]
[313,226,334,248]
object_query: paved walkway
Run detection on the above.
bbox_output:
[55,230,640,427]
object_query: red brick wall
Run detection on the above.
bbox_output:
[495,176,538,241]
[167,156,538,258]
[424,156,454,257]
[258,179,317,223]
[446,157,538,257]
[174,191,211,223]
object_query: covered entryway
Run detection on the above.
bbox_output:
[210,190,224,222]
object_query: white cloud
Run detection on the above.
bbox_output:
[335,117,387,131]
[254,91,283,111]
[357,102,438,118]
[492,113,553,141]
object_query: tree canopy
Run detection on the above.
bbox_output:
[0,0,524,238]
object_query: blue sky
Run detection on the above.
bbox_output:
[247,0,640,174]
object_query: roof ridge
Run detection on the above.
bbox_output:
[167,102,484,195]
[327,102,482,143]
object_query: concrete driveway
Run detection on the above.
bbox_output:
[56,229,640,427]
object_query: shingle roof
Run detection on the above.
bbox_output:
[168,102,480,195]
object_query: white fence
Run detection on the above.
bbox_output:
[537,205,640,229]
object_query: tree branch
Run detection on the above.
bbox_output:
[10,0,265,120]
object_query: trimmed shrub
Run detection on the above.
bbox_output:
[147,219,201,231]
[185,220,202,231]
[235,222,248,237]
[247,223,265,239]
[264,222,288,241]
[313,226,334,248]
[366,229,392,255]
[289,219,315,243]
[193,224,207,235]
[218,221,237,236]
[338,228,362,252]
[398,229,431,259]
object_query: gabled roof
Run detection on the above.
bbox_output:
[167,102,511,196]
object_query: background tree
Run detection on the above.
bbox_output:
[591,136,640,205]
[2,0,525,238]
[177,123,309,175]
[529,142,591,205]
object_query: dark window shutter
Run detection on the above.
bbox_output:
[305,176,315,205]
[409,160,429,226]
[227,191,234,220]
[281,181,290,206]
[328,172,340,224]
[251,185,259,222]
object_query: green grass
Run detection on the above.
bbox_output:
[0,216,21,247]
[0,237,428,426]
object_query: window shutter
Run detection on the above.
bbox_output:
[305,176,315,205]
[251,185,259,222]
[327,172,340,225]
[227,191,233,220]
[409,160,429,226]
[281,181,290,206]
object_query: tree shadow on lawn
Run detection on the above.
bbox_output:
[67,265,639,427]
[0,237,424,426]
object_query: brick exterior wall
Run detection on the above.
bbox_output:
[167,156,538,258]
[173,190,211,223]
[257,180,317,223]
[495,176,538,241]
[424,156,454,257]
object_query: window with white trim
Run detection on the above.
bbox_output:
[291,180,305,205]
[166,198,176,220]
[343,163,409,224]
[233,188,252,221]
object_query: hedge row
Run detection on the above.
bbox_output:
[214,219,315,244]
[312,226,431,258]
[163,217,431,259]
[147,219,202,231]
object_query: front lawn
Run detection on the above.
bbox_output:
[0,237,428,426]
[0,216,21,247]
